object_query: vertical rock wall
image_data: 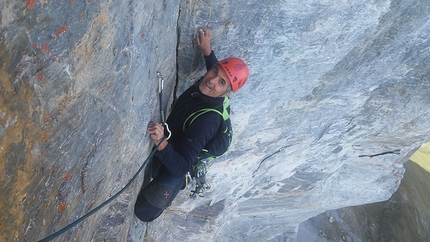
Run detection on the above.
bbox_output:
[174,0,430,240]
[0,0,429,241]
[296,143,430,241]
[1,0,178,241]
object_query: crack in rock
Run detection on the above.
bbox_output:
[252,145,291,176]
[358,149,401,158]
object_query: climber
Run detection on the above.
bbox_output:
[134,27,249,222]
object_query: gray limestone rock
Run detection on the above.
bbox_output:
[297,144,430,242]
[0,0,429,241]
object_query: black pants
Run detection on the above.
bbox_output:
[134,163,185,222]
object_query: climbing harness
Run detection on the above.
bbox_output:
[157,71,171,140]
[187,96,232,198]
[38,72,170,242]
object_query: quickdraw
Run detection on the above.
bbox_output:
[157,71,171,140]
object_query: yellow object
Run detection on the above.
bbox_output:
[410,142,430,172]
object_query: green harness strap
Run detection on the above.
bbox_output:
[183,96,229,131]
[183,97,231,197]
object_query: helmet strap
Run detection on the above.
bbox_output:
[218,87,232,97]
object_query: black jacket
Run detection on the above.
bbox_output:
[155,51,225,178]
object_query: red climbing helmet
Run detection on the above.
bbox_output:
[218,57,249,92]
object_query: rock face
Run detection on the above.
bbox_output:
[296,143,430,241]
[0,0,429,241]
[1,1,179,241]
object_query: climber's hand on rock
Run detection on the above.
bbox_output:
[196,27,212,56]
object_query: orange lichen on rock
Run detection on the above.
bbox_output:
[55,25,68,37]
[41,44,50,54]
[65,173,72,181]
[58,203,67,211]
[26,0,36,9]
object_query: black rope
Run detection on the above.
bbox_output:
[38,138,165,242]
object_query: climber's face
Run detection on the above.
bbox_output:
[199,64,231,98]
